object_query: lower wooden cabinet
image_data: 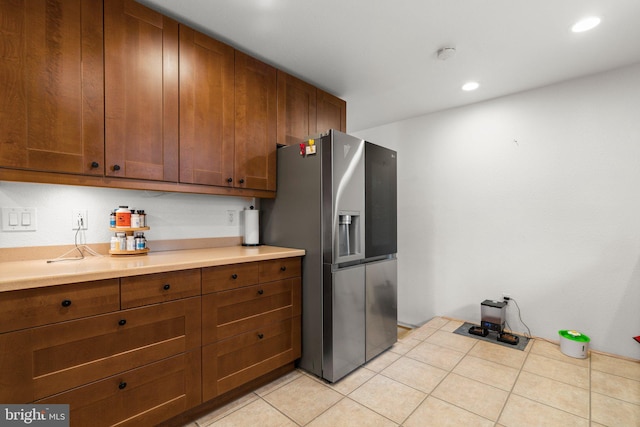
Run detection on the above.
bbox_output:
[0,297,201,403]
[0,256,302,426]
[202,317,301,400]
[37,351,201,427]
[201,258,302,402]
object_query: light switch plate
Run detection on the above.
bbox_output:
[2,207,37,231]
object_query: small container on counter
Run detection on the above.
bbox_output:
[126,235,135,251]
[115,206,131,228]
[130,212,140,228]
[116,232,126,250]
[110,236,118,251]
[109,210,116,228]
[137,210,146,227]
[135,232,146,250]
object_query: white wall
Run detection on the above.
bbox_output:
[0,182,252,248]
[354,63,640,359]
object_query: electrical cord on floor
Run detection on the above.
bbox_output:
[507,297,532,339]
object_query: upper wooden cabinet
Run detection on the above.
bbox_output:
[0,0,344,196]
[317,89,347,134]
[104,0,179,182]
[276,73,347,146]
[0,0,104,175]
[179,26,235,186]
[234,52,277,191]
[276,71,317,147]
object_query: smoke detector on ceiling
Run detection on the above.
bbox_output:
[437,47,456,60]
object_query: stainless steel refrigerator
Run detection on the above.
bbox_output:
[262,130,397,382]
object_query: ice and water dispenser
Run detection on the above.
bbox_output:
[338,212,360,258]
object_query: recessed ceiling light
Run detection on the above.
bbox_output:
[462,81,479,91]
[572,16,601,33]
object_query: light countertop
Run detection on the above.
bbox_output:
[0,246,305,292]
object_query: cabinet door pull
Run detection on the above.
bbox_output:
[90,161,100,169]
[118,381,127,390]
[280,266,287,271]
[61,299,72,307]
[257,333,264,339]
[118,319,127,326]
[257,289,264,295]
[163,284,171,290]
[231,274,238,279]
[239,178,245,184]
[113,164,121,171]
[227,177,233,183]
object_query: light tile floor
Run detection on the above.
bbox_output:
[187,317,640,427]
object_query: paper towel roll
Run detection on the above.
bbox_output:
[242,209,260,246]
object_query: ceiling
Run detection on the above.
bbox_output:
[139,0,640,131]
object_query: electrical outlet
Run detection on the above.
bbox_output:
[226,210,237,225]
[72,209,88,230]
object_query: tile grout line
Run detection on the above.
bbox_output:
[493,336,535,425]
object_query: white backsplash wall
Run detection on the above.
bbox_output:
[0,181,253,248]
[354,63,640,360]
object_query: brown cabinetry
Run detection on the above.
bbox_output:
[234,52,277,191]
[0,297,200,404]
[179,26,235,187]
[121,269,201,309]
[0,255,302,426]
[0,0,104,175]
[276,72,347,146]
[104,0,179,182]
[0,0,345,195]
[317,89,347,134]
[0,279,119,334]
[201,258,301,401]
[277,71,317,146]
[37,351,201,427]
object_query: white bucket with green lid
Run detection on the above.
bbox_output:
[558,330,590,358]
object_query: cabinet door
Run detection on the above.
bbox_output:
[179,26,235,186]
[276,71,317,146]
[202,278,301,344]
[234,51,277,191]
[37,351,201,427]
[202,317,301,400]
[104,0,179,182]
[0,0,104,175]
[0,297,201,403]
[316,89,347,134]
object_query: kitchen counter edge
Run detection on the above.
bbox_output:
[0,246,305,292]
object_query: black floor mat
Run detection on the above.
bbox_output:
[453,322,530,351]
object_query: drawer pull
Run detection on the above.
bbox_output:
[118,381,127,390]
[61,299,72,308]
[231,274,238,279]
[280,266,287,272]
[91,161,100,169]
[163,284,171,290]
[257,289,264,295]
[257,333,264,339]
[118,319,127,326]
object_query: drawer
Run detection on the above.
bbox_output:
[0,296,201,403]
[202,262,259,294]
[0,279,120,333]
[202,316,301,400]
[259,257,301,283]
[202,277,301,344]
[37,350,201,427]
[121,269,201,309]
